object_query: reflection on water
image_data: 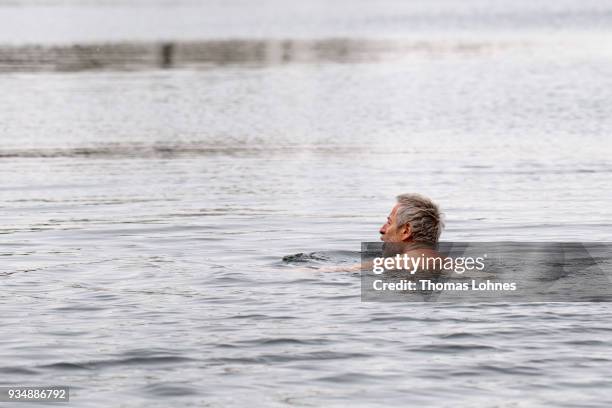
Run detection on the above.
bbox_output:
[0,38,516,72]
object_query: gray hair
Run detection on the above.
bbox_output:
[395,193,444,244]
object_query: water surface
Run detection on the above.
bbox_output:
[1,1,612,406]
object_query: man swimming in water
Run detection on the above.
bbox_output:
[295,193,444,272]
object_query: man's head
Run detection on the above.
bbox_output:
[379,193,443,245]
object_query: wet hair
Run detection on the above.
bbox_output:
[395,193,444,244]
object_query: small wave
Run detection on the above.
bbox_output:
[142,383,199,397]
[563,339,609,346]
[209,351,369,365]
[40,355,194,371]
[413,343,499,353]
[477,364,542,376]
[229,314,298,320]
[438,332,482,339]
[231,337,332,347]
[315,372,393,383]
[0,366,40,375]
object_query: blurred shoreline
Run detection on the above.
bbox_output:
[0,38,519,73]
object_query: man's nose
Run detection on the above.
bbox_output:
[379,224,386,235]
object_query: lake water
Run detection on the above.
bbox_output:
[1,0,612,406]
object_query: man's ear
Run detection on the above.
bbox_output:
[401,223,412,241]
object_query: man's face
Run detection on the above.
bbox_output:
[379,204,411,242]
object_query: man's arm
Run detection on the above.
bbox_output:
[289,260,372,273]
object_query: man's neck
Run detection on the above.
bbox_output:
[402,241,435,252]
[382,241,436,257]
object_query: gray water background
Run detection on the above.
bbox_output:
[1,0,612,406]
